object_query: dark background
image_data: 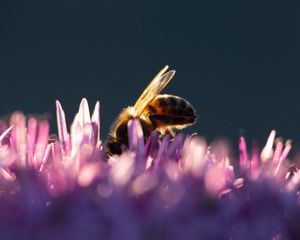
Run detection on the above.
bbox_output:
[0,1,299,151]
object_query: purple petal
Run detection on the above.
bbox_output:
[144,130,160,159]
[166,133,184,161]
[153,135,170,169]
[128,119,145,157]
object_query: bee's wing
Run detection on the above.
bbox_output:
[133,65,176,117]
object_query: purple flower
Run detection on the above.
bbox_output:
[0,98,299,239]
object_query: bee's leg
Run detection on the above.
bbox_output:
[162,127,178,139]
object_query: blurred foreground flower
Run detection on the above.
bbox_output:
[0,98,299,240]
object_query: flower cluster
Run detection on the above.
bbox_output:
[0,98,299,240]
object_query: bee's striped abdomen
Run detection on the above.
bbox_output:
[145,94,197,128]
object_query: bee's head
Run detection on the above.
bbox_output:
[105,121,129,156]
[104,139,123,156]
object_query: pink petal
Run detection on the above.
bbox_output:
[261,130,276,162]
[239,136,248,169]
[204,165,227,196]
[91,101,100,144]
[70,115,82,157]
[274,140,292,176]
[279,140,292,162]
[77,162,101,187]
[109,153,134,186]
[82,123,94,145]
[27,117,38,166]
[0,124,14,144]
[181,136,207,177]
[273,139,283,164]
[10,112,27,166]
[33,120,49,169]
[39,143,51,172]
[50,142,63,162]
[0,145,16,167]
[250,140,259,179]
[0,120,8,135]
[44,161,72,196]
[56,100,70,154]
[78,98,91,127]
[79,124,95,164]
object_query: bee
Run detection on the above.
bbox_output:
[105,65,197,155]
